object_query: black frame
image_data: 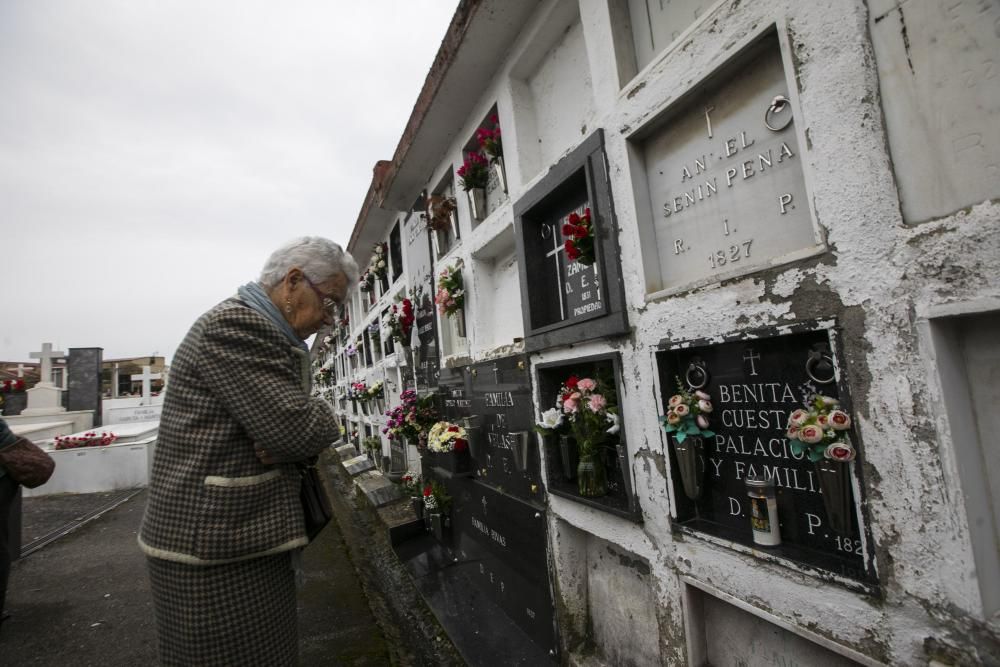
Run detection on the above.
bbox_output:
[535,352,642,521]
[513,130,629,352]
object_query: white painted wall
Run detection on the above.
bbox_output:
[23,439,155,497]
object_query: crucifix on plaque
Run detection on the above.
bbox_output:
[540,221,567,319]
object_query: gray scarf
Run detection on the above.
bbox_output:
[237,282,309,353]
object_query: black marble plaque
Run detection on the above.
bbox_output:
[389,221,403,283]
[67,348,103,424]
[450,482,555,657]
[657,328,874,583]
[437,356,542,503]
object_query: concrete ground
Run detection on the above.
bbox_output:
[1,469,392,665]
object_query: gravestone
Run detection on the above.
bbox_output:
[343,454,375,476]
[657,327,874,584]
[67,347,103,425]
[23,343,66,415]
[638,34,821,295]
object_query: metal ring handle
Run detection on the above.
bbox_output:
[685,362,709,389]
[764,95,793,132]
[805,352,836,384]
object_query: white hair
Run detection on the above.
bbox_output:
[258,236,359,289]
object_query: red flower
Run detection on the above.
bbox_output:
[568,212,581,225]
[565,241,580,261]
[447,425,459,433]
[423,484,433,497]
[454,439,468,452]
[562,223,575,236]
[566,376,579,390]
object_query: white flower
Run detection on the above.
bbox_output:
[674,403,690,417]
[537,408,563,431]
[825,442,856,462]
[606,412,620,435]
[694,390,711,401]
[828,409,851,430]
[697,399,713,413]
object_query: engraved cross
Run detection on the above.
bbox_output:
[541,221,566,318]
[743,348,761,376]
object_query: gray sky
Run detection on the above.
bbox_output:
[0,0,456,364]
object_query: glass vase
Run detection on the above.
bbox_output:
[577,451,607,498]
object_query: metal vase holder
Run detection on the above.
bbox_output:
[510,431,530,472]
[815,459,853,535]
[411,496,424,520]
[434,227,450,257]
[674,435,705,501]
[454,308,467,339]
[559,435,579,481]
[468,188,486,221]
[429,512,450,543]
[492,156,508,194]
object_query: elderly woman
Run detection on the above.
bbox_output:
[139,237,357,666]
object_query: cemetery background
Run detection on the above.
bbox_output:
[323,1,1000,666]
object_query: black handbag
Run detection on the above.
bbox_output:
[299,464,332,542]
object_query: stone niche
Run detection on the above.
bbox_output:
[683,582,870,666]
[536,352,640,521]
[513,130,629,352]
[629,29,824,298]
[657,325,876,586]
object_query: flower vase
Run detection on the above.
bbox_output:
[378,274,389,294]
[468,188,486,221]
[466,426,482,461]
[454,308,467,338]
[434,227,449,257]
[559,435,579,481]
[577,452,607,498]
[510,431,530,472]
[375,396,385,414]
[492,156,507,194]
[429,512,450,543]
[815,460,853,535]
[410,496,424,520]
[673,435,705,501]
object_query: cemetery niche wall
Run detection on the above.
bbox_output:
[536,353,640,521]
[656,324,876,587]
[631,29,824,298]
[513,130,629,352]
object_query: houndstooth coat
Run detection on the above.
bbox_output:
[139,297,338,565]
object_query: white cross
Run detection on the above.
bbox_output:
[743,348,761,376]
[541,222,566,319]
[5,364,26,378]
[131,365,163,405]
[30,343,65,387]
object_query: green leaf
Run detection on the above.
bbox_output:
[806,447,824,463]
[675,431,687,444]
[684,423,700,434]
[701,430,715,438]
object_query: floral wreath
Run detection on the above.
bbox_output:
[427,421,469,453]
[55,431,117,450]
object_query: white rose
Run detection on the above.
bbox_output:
[537,408,563,431]
[697,399,713,413]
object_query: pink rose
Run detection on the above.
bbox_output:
[674,404,690,417]
[828,409,851,430]
[696,415,709,429]
[786,424,800,439]
[666,412,681,425]
[825,442,856,462]
[694,390,711,401]
[563,397,579,414]
[817,414,829,427]
[588,394,607,413]
[788,409,809,427]
[577,378,597,392]
[799,424,824,444]
[668,395,684,407]
[697,399,713,413]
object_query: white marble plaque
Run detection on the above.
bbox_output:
[641,40,820,294]
[871,0,1000,223]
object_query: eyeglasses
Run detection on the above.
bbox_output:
[303,276,339,313]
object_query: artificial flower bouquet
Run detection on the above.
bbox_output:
[563,207,596,265]
[476,114,502,162]
[660,380,715,444]
[1,379,26,393]
[427,194,457,232]
[457,151,489,191]
[786,394,855,462]
[435,265,464,317]
[422,479,452,513]
[368,242,389,280]
[54,431,117,450]
[359,269,375,293]
[384,298,415,345]
[400,469,422,497]
[427,421,469,453]
[367,320,381,343]
[366,380,384,401]
[382,389,439,446]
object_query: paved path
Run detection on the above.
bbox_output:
[2,485,389,665]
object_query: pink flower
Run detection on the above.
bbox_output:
[799,424,824,444]
[674,403,690,417]
[588,394,607,413]
[668,395,684,407]
[817,414,829,427]
[694,390,711,401]
[577,378,597,392]
[666,412,681,425]
[563,397,579,414]
[788,409,809,427]
[828,409,851,430]
[786,424,800,439]
[697,399,713,413]
[696,415,709,429]
[825,442,856,462]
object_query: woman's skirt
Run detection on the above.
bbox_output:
[146,552,298,666]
